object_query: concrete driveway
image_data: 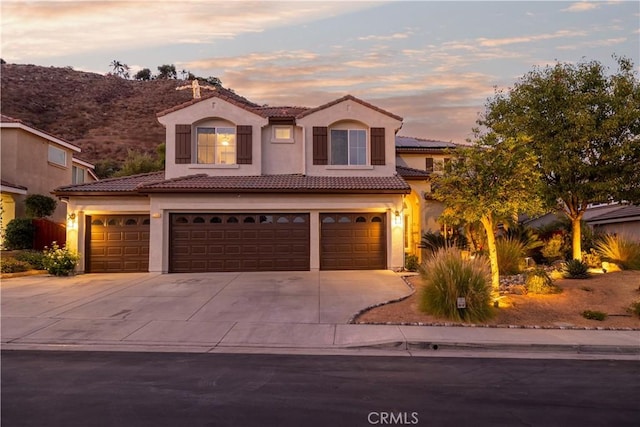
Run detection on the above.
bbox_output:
[1,270,411,349]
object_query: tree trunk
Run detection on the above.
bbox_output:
[480,215,500,294]
[571,216,582,261]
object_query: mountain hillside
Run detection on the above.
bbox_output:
[1,63,218,163]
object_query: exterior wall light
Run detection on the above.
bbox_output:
[67,212,77,230]
[394,210,402,226]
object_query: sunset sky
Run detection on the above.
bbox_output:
[2,1,638,143]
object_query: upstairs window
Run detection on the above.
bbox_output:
[272,126,294,143]
[330,129,366,165]
[196,127,236,164]
[48,145,67,167]
[72,166,84,184]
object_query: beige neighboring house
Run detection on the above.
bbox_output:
[395,136,457,259]
[55,90,413,274]
[586,205,640,242]
[0,114,97,243]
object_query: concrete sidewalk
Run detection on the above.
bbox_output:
[1,271,639,359]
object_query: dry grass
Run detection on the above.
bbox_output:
[356,270,640,329]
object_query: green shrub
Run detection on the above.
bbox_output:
[496,236,526,275]
[595,234,640,270]
[419,248,493,323]
[25,194,57,218]
[564,259,590,279]
[581,249,602,269]
[42,242,79,276]
[582,310,607,321]
[0,258,31,273]
[405,254,419,272]
[525,268,559,294]
[3,218,35,250]
[541,234,567,262]
[13,250,46,270]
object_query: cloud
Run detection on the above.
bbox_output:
[561,2,601,13]
[0,1,375,62]
[358,31,412,41]
[477,30,587,47]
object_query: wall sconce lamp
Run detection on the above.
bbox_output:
[394,210,402,226]
[151,212,161,219]
[67,212,77,230]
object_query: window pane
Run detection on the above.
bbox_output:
[197,129,216,164]
[349,130,366,165]
[216,128,236,165]
[330,130,348,165]
[48,145,66,167]
[274,126,292,140]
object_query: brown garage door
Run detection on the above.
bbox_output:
[320,213,386,270]
[88,215,150,273]
[170,213,310,272]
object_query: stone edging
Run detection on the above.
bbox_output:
[350,274,640,331]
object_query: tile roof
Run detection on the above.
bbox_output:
[254,106,309,118]
[587,205,640,223]
[156,87,262,118]
[139,174,411,194]
[396,165,431,179]
[296,95,403,121]
[1,179,28,191]
[54,171,165,194]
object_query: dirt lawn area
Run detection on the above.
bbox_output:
[356,271,640,329]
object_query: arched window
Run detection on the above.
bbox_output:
[142,219,151,225]
[175,216,188,224]
[259,215,273,224]
[293,216,306,223]
[371,216,383,223]
[243,216,256,223]
[107,218,121,226]
[193,217,205,223]
[338,216,351,223]
[227,216,239,223]
[91,219,104,226]
[125,218,137,226]
[322,217,335,223]
[355,216,366,223]
[276,216,289,223]
[210,216,222,223]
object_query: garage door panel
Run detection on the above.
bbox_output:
[89,215,150,273]
[320,213,386,270]
[170,213,309,272]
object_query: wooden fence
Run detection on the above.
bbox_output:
[32,218,66,250]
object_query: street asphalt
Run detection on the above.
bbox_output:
[1,271,639,359]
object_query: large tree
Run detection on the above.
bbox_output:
[480,57,640,260]
[432,134,543,293]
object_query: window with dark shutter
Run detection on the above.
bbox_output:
[236,125,252,164]
[370,127,385,165]
[425,157,434,172]
[175,124,192,164]
[313,127,328,165]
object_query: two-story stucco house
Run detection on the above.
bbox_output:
[55,90,412,273]
[0,115,97,241]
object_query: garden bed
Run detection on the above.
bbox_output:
[355,270,640,330]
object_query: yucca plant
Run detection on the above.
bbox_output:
[595,234,640,270]
[419,230,468,258]
[525,268,559,294]
[419,248,494,322]
[564,259,590,279]
[496,236,526,275]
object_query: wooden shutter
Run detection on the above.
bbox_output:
[237,125,252,164]
[313,127,328,165]
[175,125,191,164]
[370,127,386,165]
[425,157,434,172]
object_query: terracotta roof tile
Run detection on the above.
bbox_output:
[296,95,403,122]
[139,174,410,194]
[54,171,165,194]
[254,106,309,118]
[396,165,431,179]
[156,87,261,118]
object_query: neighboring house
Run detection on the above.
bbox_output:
[0,115,97,241]
[395,136,458,258]
[54,91,412,273]
[586,205,640,242]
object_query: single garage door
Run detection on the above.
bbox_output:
[320,213,386,270]
[88,215,150,272]
[170,213,310,272]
